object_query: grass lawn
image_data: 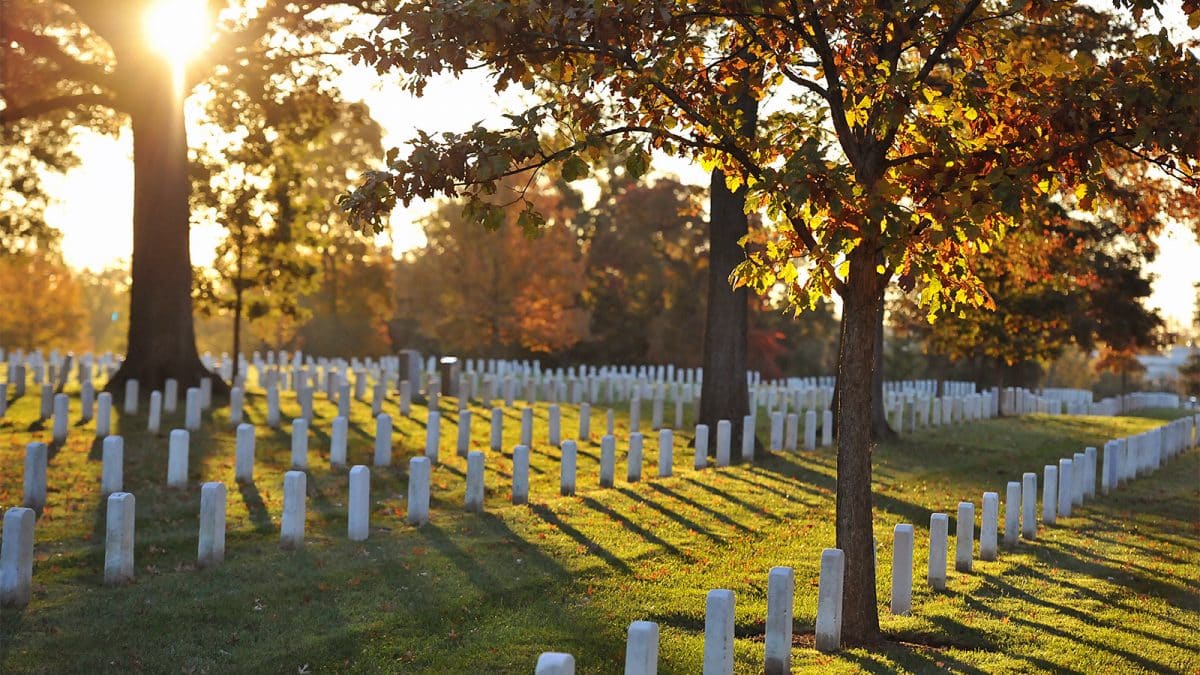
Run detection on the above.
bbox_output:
[1,387,1197,674]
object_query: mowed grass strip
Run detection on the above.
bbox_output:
[1,386,1196,673]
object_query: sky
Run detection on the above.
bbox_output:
[40,4,1200,331]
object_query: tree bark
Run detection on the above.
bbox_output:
[106,58,222,398]
[699,89,757,455]
[835,245,884,644]
[832,283,895,442]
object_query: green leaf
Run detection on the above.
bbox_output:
[561,155,588,182]
[625,148,650,179]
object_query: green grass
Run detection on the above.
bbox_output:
[1,387,1197,674]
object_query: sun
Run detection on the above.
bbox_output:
[143,0,212,79]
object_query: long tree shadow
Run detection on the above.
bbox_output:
[613,486,726,544]
[528,502,632,574]
[961,593,1178,674]
[678,477,784,524]
[578,495,691,561]
[646,483,754,534]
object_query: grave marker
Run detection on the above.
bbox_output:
[815,548,845,652]
[197,482,226,567]
[101,436,123,495]
[764,567,794,673]
[104,492,136,585]
[348,466,370,541]
[280,471,306,549]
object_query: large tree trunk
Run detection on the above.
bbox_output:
[835,246,884,645]
[832,280,895,442]
[699,89,757,454]
[106,58,221,398]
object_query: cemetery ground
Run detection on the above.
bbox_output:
[0,390,1197,674]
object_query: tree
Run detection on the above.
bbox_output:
[1,0,384,394]
[393,177,590,358]
[342,1,1200,643]
[572,175,709,365]
[0,248,89,351]
[78,265,132,354]
[891,200,1166,389]
[191,67,383,372]
[298,235,396,356]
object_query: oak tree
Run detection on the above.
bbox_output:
[341,0,1200,643]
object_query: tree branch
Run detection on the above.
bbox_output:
[0,17,114,88]
[0,92,119,124]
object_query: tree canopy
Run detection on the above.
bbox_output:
[341,0,1200,643]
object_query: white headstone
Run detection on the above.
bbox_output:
[235,423,255,482]
[955,502,974,572]
[124,379,139,414]
[490,407,503,452]
[578,402,591,440]
[51,393,69,445]
[23,442,48,511]
[184,387,201,431]
[600,435,616,488]
[804,410,817,451]
[657,429,673,478]
[891,524,914,615]
[628,433,644,482]
[770,412,784,452]
[980,492,999,561]
[261,386,280,431]
[200,377,212,410]
[1056,458,1073,518]
[457,409,473,458]
[764,567,794,673]
[822,410,833,446]
[520,407,533,447]
[399,380,412,416]
[741,415,756,462]
[783,413,798,452]
[464,451,486,512]
[625,620,659,675]
[290,418,309,470]
[535,653,575,675]
[0,507,35,607]
[407,457,431,525]
[512,445,531,505]
[101,435,124,495]
[424,411,440,463]
[280,471,306,549]
[229,386,244,427]
[703,589,735,674]
[1072,451,1086,506]
[96,392,112,438]
[694,424,710,470]
[104,492,136,585]
[1042,465,1058,525]
[197,482,226,567]
[1021,472,1038,539]
[715,420,731,467]
[147,390,162,433]
[348,465,370,541]
[815,548,845,652]
[928,512,948,590]
[167,429,189,488]
[560,440,578,496]
[80,381,94,422]
[1004,481,1020,547]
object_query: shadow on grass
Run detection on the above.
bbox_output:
[619,484,732,544]
[579,495,691,560]
[528,502,632,574]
